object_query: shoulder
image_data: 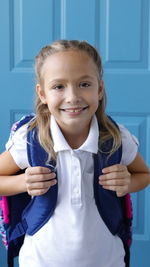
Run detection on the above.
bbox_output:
[6,114,36,149]
[10,114,35,135]
[117,123,139,166]
[5,114,36,169]
[118,124,139,146]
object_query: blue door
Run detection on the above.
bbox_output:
[0,1,150,266]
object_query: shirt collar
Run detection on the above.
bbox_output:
[50,115,99,154]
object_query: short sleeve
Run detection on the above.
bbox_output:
[5,123,30,169]
[118,124,139,166]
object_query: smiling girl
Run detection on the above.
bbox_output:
[0,40,149,267]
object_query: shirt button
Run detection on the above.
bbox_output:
[73,187,79,194]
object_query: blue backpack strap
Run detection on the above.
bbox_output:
[93,146,123,235]
[21,125,57,235]
[93,116,132,247]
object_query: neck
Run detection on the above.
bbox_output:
[61,126,90,149]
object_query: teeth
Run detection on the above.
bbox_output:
[68,109,81,113]
[62,107,87,113]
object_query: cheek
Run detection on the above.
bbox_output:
[93,93,101,111]
[46,94,62,109]
[90,91,100,104]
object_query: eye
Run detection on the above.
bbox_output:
[53,84,64,90]
[80,82,90,88]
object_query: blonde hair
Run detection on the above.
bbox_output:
[30,40,121,164]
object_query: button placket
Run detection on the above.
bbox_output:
[71,153,82,205]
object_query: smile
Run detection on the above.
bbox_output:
[60,107,88,113]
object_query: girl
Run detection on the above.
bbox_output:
[0,40,149,267]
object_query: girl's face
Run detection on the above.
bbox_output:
[36,50,104,142]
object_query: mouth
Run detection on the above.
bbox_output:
[60,106,88,113]
[60,106,88,114]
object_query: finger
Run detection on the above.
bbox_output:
[99,171,129,181]
[25,166,52,175]
[99,178,130,187]
[25,172,56,183]
[102,164,127,174]
[28,188,50,196]
[27,179,57,190]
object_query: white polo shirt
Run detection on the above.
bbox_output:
[6,115,138,267]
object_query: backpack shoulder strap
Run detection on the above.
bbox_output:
[93,127,123,236]
[23,125,57,235]
[94,115,132,248]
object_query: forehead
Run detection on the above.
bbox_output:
[41,50,98,79]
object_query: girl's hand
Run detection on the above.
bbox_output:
[99,164,131,197]
[25,166,57,196]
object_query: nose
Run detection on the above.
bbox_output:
[66,85,81,103]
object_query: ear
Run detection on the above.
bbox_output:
[36,84,47,104]
[98,79,104,101]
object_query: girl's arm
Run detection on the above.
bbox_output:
[127,152,150,193]
[99,152,150,197]
[0,150,57,196]
[0,150,26,195]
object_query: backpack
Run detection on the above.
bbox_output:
[0,115,132,267]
